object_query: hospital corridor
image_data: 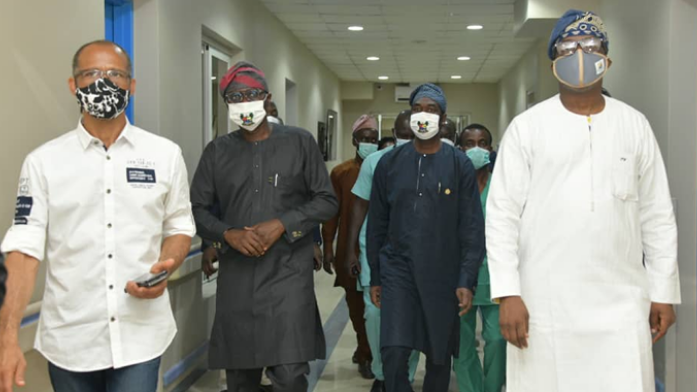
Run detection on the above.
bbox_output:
[0,0,696,392]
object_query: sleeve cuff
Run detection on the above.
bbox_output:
[0,225,46,262]
[649,275,682,304]
[279,212,305,244]
[489,270,522,301]
[370,270,381,286]
[351,188,370,201]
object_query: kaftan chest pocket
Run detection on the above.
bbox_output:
[611,154,639,202]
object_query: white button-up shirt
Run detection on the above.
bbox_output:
[1,120,196,371]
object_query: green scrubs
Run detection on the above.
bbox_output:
[453,176,506,392]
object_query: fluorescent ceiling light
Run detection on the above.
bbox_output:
[348,26,364,31]
[367,56,380,61]
[467,25,484,30]
[457,56,471,61]
[378,76,389,80]
[451,75,462,79]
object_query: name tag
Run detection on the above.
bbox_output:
[127,168,157,184]
[14,196,33,225]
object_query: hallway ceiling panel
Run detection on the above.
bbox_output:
[260,0,536,83]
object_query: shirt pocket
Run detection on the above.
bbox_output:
[611,153,639,202]
[268,171,306,212]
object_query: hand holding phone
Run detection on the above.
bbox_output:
[125,258,175,299]
[134,271,168,288]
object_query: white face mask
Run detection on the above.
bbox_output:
[410,112,440,140]
[441,138,455,147]
[228,100,267,132]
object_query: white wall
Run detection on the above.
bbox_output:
[497,39,557,136]
[341,82,500,161]
[134,0,343,177]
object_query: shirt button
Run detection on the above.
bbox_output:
[107,223,112,228]
[419,193,423,197]
[255,189,259,193]
[110,317,116,322]
[109,285,114,290]
[254,165,259,168]
[93,141,99,146]
[106,189,111,194]
[421,173,425,177]
[106,155,111,160]
[108,254,113,259]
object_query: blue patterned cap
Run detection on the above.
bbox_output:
[409,83,447,113]
[548,10,609,60]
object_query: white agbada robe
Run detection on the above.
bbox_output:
[487,94,680,392]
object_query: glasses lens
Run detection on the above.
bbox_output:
[226,92,243,103]
[78,69,100,81]
[246,90,260,100]
[555,41,578,57]
[580,37,604,53]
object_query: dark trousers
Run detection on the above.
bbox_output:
[48,357,160,392]
[345,286,372,362]
[226,363,309,392]
[383,346,451,392]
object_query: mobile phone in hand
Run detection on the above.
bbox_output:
[134,271,168,288]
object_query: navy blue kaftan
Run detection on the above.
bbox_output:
[367,142,485,365]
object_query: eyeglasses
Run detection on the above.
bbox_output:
[555,36,606,57]
[75,69,131,84]
[225,89,268,104]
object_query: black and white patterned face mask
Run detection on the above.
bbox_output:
[75,78,130,120]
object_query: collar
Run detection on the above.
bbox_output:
[76,118,136,150]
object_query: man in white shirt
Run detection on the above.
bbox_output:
[486,10,680,392]
[0,40,195,392]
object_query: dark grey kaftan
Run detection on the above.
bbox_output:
[190,125,338,369]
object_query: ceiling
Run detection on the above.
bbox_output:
[259,0,538,84]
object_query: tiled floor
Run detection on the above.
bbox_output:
[186,270,468,391]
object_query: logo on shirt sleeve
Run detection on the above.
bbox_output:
[126,168,157,184]
[14,196,33,225]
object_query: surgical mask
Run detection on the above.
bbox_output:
[357,142,378,159]
[229,100,267,131]
[75,78,130,120]
[410,112,440,140]
[553,50,609,89]
[395,138,411,147]
[466,147,491,170]
[267,115,282,125]
[441,138,455,147]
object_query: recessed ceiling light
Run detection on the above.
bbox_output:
[367,56,380,61]
[467,24,484,30]
[378,76,389,80]
[348,26,364,31]
[451,75,462,79]
[457,56,471,61]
